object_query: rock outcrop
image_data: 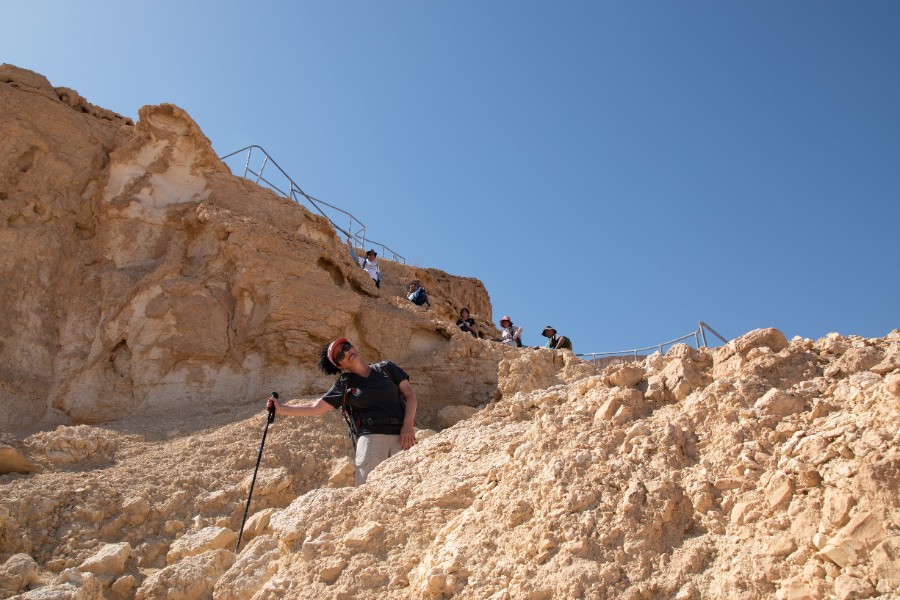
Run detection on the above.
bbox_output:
[0,63,502,432]
[1,66,897,600]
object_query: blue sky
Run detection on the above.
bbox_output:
[4,1,898,354]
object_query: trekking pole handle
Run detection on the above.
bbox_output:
[268,392,278,424]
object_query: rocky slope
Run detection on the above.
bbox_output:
[1,66,898,599]
[1,329,897,599]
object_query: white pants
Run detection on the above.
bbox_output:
[355,434,403,485]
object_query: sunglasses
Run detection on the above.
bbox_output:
[334,341,353,363]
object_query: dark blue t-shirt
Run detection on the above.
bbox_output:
[322,361,409,435]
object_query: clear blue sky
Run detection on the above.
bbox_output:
[5,1,898,353]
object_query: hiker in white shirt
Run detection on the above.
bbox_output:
[346,238,381,288]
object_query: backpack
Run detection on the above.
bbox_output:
[338,364,405,449]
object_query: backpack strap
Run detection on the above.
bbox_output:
[338,373,359,449]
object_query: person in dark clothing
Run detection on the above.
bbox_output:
[407,281,430,309]
[456,307,477,337]
[266,337,418,485]
[541,326,572,351]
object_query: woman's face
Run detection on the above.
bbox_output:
[500,320,510,328]
[334,341,357,367]
[460,309,469,319]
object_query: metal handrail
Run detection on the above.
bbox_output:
[219,145,406,263]
[576,321,729,363]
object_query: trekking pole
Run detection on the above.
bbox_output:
[236,392,277,553]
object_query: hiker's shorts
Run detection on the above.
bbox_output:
[355,434,403,485]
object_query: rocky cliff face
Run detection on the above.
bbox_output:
[1,66,898,600]
[0,64,501,432]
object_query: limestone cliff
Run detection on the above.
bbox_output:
[0,64,503,431]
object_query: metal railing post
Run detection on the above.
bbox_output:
[242,146,253,178]
[700,321,728,344]
[256,155,269,185]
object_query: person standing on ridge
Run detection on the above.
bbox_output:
[346,237,381,288]
[266,337,418,485]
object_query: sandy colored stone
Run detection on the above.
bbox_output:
[136,549,234,600]
[241,467,291,497]
[167,526,236,565]
[766,472,794,509]
[605,363,645,388]
[755,388,804,417]
[78,542,131,577]
[870,349,900,375]
[0,553,39,594]
[819,511,887,567]
[871,536,900,590]
[833,573,874,599]
[18,569,104,599]
[215,536,280,600]
[240,508,277,543]
[110,575,135,598]
[344,521,383,548]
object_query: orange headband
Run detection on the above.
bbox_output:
[327,337,350,366]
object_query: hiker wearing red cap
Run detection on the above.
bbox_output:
[266,337,418,485]
[497,315,523,348]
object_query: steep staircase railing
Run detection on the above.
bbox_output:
[577,321,729,363]
[219,145,406,263]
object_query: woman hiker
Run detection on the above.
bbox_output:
[266,337,418,485]
[497,315,523,348]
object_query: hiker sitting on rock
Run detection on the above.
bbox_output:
[541,325,572,351]
[456,307,477,337]
[407,281,430,310]
[346,237,381,288]
[496,315,523,348]
[267,337,418,485]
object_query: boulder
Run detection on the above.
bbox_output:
[79,542,132,577]
[167,526,237,565]
[136,549,234,600]
[819,511,887,567]
[755,388,804,417]
[0,553,39,595]
[215,536,280,600]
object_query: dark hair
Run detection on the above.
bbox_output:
[459,307,470,317]
[318,343,341,375]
